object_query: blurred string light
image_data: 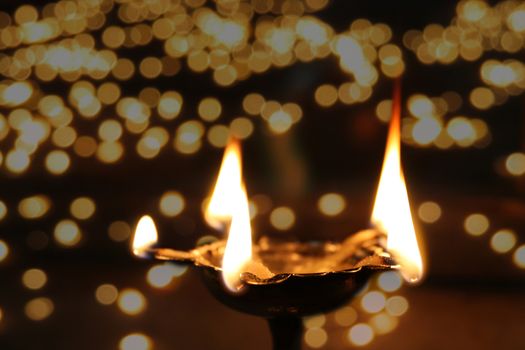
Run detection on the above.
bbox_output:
[269,206,296,231]
[70,197,96,220]
[95,284,119,306]
[0,239,9,262]
[53,219,82,247]
[0,0,518,174]
[24,297,54,321]
[514,245,525,268]
[146,263,188,289]
[398,93,491,149]
[108,220,132,242]
[393,0,525,152]
[0,200,7,221]
[464,213,490,236]
[0,0,410,170]
[303,271,408,348]
[18,195,51,219]
[242,93,303,135]
[317,193,346,216]
[117,288,147,316]
[158,191,185,217]
[119,333,153,350]
[404,0,525,67]
[22,268,47,290]
[462,211,524,269]
[504,152,525,177]
[417,201,442,224]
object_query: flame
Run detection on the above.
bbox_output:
[371,82,424,283]
[205,139,253,291]
[132,215,158,257]
[205,140,243,229]
[221,183,253,291]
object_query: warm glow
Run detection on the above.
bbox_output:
[348,323,375,346]
[205,139,253,292]
[95,284,119,305]
[221,181,252,290]
[0,240,8,262]
[117,289,147,316]
[132,216,158,257]
[205,140,243,230]
[119,333,152,350]
[25,297,54,321]
[22,268,47,290]
[371,83,424,283]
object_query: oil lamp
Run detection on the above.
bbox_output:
[132,84,424,349]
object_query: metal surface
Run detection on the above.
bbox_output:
[144,229,395,349]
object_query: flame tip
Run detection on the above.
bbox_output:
[132,214,158,257]
[372,81,424,282]
[205,138,253,292]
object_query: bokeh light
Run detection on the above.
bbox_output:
[70,197,96,220]
[95,284,119,306]
[18,195,50,219]
[334,306,358,327]
[269,206,296,230]
[386,296,410,317]
[464,213,490,236]
[25,297,54,321]
[53,219,82,247]
[317,193,346,216]
[417,201,442,224]
[304,314,326,329]
[371,313,398,335]
[348,323,374,347]
[198,97,222,122]
[119,333,152,350]
[377,271,403,292]
[108,221,132,242]
[117,288,147,316]
[0,240,9,263]
[146,263,187,289]
[22,268,47,290]
[159,191,185,217]
[513,245,525,268]
[0,200,7,221]
[490,230,517,254]
[505,153,525,176]
[361,291,387,314]
[304,327,328,348]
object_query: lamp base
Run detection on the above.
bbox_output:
[267,317,303,350]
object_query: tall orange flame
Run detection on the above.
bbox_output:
[205,140,243,230]
[205,140,253,292]
[371,81,424,283]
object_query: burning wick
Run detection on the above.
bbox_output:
[132,82,424,290]
[129,81,423,350]
[371,81,424,283]
[132,215,158,258]
[206,139,274,292]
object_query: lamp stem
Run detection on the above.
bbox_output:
[267,316,303,350]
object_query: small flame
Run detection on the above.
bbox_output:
[205,140,243,229]
[132,215,158,257]
[221,183,253,291]
[371,82,424,283]
[205,139,253,291]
